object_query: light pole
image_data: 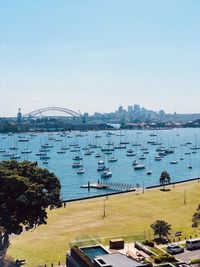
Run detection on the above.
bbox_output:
[103,198,106,218]
[184,190,187,205]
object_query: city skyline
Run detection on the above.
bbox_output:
[0,0,200,116]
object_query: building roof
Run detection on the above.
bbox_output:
[94,253,146,267]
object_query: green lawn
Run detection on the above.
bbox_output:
[7,181,200,266]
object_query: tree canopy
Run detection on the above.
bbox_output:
[0,160,61,250]
[151,219,171,240]
[159,171,170,187]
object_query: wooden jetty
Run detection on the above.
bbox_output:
[81,181,136,191]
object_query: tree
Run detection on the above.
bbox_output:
[192,204,200,227]
[0,160,61,256]
[151,220,171,240]
[159,171,170,190]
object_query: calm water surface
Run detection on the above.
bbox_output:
[1,128,200,200]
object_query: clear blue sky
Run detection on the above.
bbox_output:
[0,0,199,116]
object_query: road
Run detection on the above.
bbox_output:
[175,248,200,262]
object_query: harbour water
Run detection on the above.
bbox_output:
[0,128,200,200]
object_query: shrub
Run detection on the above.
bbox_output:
[191,258,200,264]
[143,240,154,247]
[154,256,162,264]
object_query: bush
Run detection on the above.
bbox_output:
[191,258,200,264]
[143,240,154,247]
[160,254,176,263]
[154,256,162,264]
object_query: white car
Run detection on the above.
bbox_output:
[166,244,184,254]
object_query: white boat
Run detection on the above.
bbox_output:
[101,170,112,178]
[98,161,104,165]
[42,160,48,164]
[72,162,83,168]
[147,170,152,175]
[77,168,86,174]
[108,156,117,162]
[132,160,139,166]
[170,160,178,164]
[97,165,109,172]
[10,154,21,159]
[134,164,145,170]
[73,156,83,161]
[95,153,102,158]
[138,155,146,160]
[154,156,162,161]
[21,149,32,154]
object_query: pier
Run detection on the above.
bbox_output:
[81,181,136,191]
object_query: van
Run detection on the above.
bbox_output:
[186,238,200,250]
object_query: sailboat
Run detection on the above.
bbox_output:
[146,157,152,175]
[188,154,192,169]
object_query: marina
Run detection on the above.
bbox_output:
[0,128,200,200]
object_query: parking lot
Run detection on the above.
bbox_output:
[175,248,200,262]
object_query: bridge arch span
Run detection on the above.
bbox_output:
[23,106,82,119]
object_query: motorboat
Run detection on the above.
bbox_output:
[98,161,104,165]
[138,155,146,160]
[132,160,139,166]
[21,149,32,154]
[97,165,109,172]
[77,168,86,174]
[10,154,21,159]
[170,160,178,164]
[72,162,83,168]
[73,156,83,161]
[108,156,117,162]
[95,153,102,158]
[134,164,145,170]
[101,171,112,178]
[146,170,152,175]
[57,150,66,154]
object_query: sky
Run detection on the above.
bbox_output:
[0,0,200,116]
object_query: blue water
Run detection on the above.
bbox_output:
[81,246,108,260]
[0,128,200,200]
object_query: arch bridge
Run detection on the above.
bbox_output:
[23,106,82,119]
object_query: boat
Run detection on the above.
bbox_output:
[40,155,50,160]
[73,156,83,161]
[97,165,109,172]
[18,138,29,142]
[154,156,162,161]
[57,150,66,154]
[95,153,102,158]
[126,151,136,156]
[132,160,139,166]
[10,154,21,159]
[85,150,92,155]
[101,170,112,178]
[21,149,32,154]
[77,168,86,174]
[42,160,48,164]
[138,155,146,160]
[146,170,152,175]
[35,152,45,156]
[72,162,83,168]
[108,156,117,162]
[170,160,178,164]
[98,161,104,165]
[134,164,145,170]
[114,145,126,149]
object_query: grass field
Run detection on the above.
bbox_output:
[7,181,200,266]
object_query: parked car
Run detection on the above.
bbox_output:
[166,244,184,254]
